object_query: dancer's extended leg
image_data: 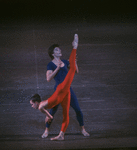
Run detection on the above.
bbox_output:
[50,34,78,141]
[49,49,76,141]
[59,48,76,91]
[47,48,77,109]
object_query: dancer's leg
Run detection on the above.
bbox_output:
[59,48,76,92]
[50,91,70,141]
[50,49,76,141]
[47,48,77,109]
[60,91,70,132]
[70,90,90,136]
[70,89,84,126]
[59,33,78,91]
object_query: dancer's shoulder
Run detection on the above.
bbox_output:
[62,59,69,66]
[47,61,55,70]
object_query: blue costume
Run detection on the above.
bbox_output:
[46,59,84,128]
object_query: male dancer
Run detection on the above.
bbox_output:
[30,34,80,140]
[43,35,90,138]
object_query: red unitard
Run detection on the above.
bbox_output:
[47,48,76,132]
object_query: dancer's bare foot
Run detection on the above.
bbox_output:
[81,128,90,137]
[50,131,64,141]
[41,128,49,138]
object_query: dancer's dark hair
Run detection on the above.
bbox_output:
[48,44,59,60]
[30,94,41,103]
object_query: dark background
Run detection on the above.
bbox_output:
[0,0,137,23]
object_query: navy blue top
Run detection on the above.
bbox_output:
[47,59,69,89]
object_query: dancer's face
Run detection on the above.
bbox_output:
[53,47,62,58]
[30,100,39,109]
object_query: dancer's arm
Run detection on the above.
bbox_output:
[39,108,53,120]
[46,69,58,82]
[39,102,53,119]
[46,61,62,82]
[45,116,52,124]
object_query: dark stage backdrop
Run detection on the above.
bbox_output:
[0,0,136,23]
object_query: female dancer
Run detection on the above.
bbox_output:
[30,34,80,140]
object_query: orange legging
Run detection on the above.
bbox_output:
[47,48,76,132]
